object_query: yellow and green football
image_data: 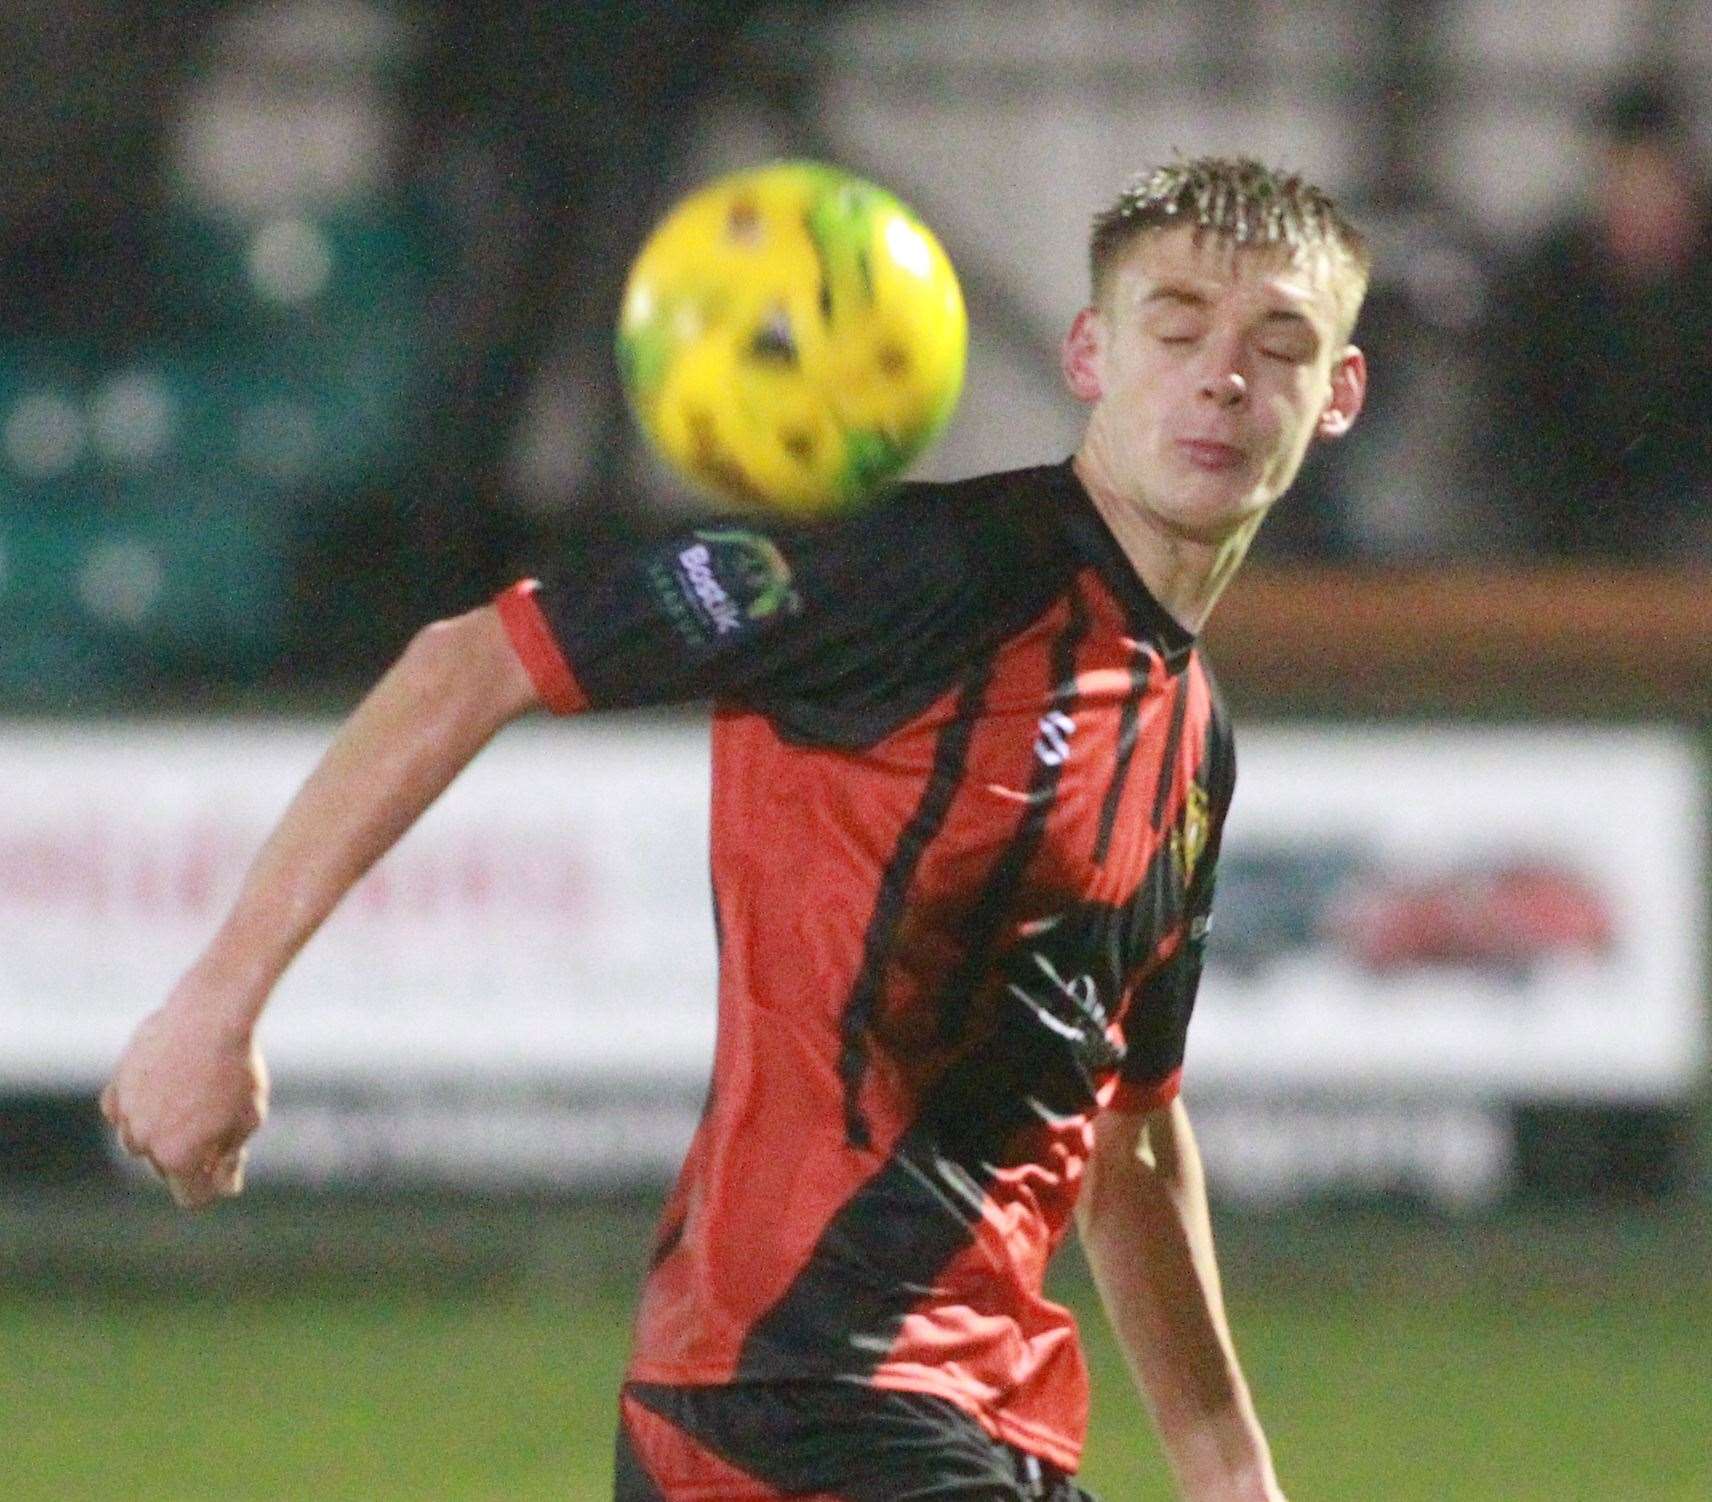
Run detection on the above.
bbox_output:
[616,161,967,516]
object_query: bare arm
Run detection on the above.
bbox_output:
[101,604,541,1207]
[1076,1097,1283,1502]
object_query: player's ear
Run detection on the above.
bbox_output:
[1061,307,1105,403]
[1316,344,1366,439]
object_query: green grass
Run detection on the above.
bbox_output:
[5,1293,620,1501]
[3,1196,1708,1500]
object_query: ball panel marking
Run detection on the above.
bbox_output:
[617,160,966,515]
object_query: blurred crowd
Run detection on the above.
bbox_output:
[1278,70,1712,566]
[0,0,1708,702]
[1482,76,1712,563]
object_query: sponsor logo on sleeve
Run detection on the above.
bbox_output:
[645,528,802,649]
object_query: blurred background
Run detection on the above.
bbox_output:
[1,1,1709,1498]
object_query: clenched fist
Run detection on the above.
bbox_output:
[101,986,270,1211]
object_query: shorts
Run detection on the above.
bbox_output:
[614,1380,1098,1502]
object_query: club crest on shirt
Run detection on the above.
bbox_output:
[1171,781,1210,890]
[647,528,802,649]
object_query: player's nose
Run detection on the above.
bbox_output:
[1199,368,1247,408]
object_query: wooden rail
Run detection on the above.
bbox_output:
[1201,567,1711,717]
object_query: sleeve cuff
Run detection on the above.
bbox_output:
[494,579,590,715]
[1107,1066,1183,1116]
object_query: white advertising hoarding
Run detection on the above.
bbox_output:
[0,718,718,1091]
[0,720,1703,1193]
[1191,727,1708,1101]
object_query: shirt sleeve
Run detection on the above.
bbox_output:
[494,484,1067,745]
[1108,865,1216,1114]
[1109,709,1236,1114]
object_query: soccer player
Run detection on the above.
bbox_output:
[103,156,1368,1501]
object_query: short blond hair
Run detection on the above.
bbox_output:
[1090,156,1371,334]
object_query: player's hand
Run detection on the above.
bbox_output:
[100,983,270,1211]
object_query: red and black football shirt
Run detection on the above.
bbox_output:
[496,460,1234,1472]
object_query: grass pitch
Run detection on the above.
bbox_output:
[4,1194,1708,1500]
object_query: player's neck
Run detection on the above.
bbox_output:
[1070,452,1262,634]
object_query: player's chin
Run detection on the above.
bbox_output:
[1156,476,1269,544]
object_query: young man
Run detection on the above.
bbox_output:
[103,157,1368,1501]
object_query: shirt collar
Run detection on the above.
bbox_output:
[1048,459,1198,670]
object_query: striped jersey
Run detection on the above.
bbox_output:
[496,460,1234,1472]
